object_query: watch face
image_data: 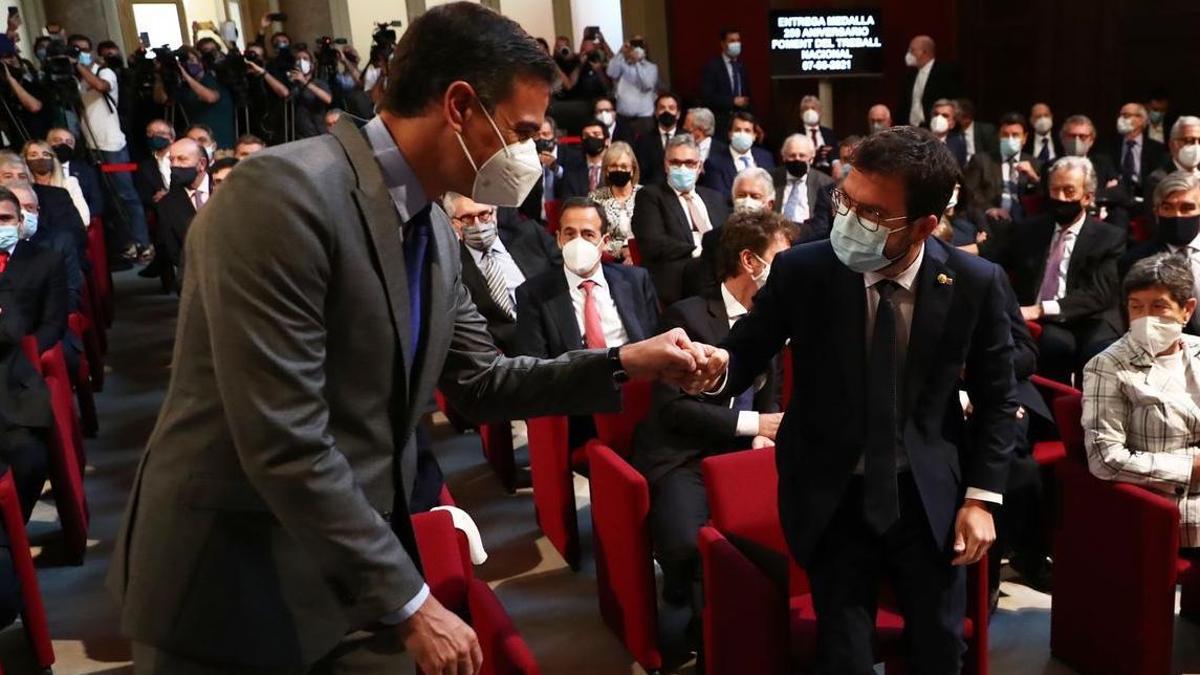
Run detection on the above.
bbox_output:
[613,370,630,384]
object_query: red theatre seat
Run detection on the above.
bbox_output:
[543,199,562,235]
[67,313,99,438]
[700,448,989,675]
[0,470,54,672]
[1050,391,1200,675]
[85,217,113,329]
[412,510,539,675]
[627,238,642,266]
[434,390,517,493]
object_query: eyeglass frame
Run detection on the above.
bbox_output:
[451,208,497,227]
[829,186,912,232]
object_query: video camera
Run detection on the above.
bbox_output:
[368,20,402,66]
[313,35,347,77]
[41,40,80,83]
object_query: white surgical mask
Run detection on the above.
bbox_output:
[1033,116,1053,135]
[726,41,742,58]
[730,131,754,154]
[297,58,311,75]
[830,209,907,273]
[596,110,615,127]
[904,51,918,67]
[20,210,37,238]
[929,115,950,135]
[0,225,17,251]
[562,236,601,277]
[734,196,764,213]
[1116,116,1135,136]
[802,109,820,127]
[1129,315,1184,356]
[1177,143,1200,170]
[751,253,770,289]
[1065,137,1092,157]
[999,136,1022,159]
[455,99,543,207]
[631,46,645,60]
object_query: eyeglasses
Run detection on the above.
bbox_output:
[829,187,909,232]
[453,209,496,227]
[667,159,701,170]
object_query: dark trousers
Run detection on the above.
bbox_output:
[133,629,413,674]
[0,426,49,524]
[649,461,709,608]
[807,475,965,675]
[1038,319,1118,384]
[991,418,1046,590]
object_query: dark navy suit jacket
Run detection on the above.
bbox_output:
[701,144,776,199]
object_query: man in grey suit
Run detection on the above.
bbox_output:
[108,5,716,674]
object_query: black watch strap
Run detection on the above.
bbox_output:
[607,346,629,384]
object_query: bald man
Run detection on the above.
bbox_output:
[899,35,962,127]
[155,138,211,291]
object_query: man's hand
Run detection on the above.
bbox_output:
[1020,304,1044,322]
[260,12,274,31]
[950,499,995,566]
[152,189,167,202]
[1016,160,1039,182]
[619,328,702,383]
[757,412,783,440]
[538,151,556,169]
[681,344,729,395]
[399,595,482,675]
[984,207,1011,223]
[734,95,749,108]
[750,435,773,449]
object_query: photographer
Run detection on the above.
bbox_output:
[284,46,331,139]
[0,36,50,148]
[153,46,234,148]
[241,44,288,144]
[564,29,612,102]
[329,43,373,120]
[68,34,152,262]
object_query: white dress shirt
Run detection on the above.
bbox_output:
[698,136,712,162]
[1039,212,1087,317]
[671,185,711,255]
[466,236,526,306]
[185,177,210,211]
[723,54,741,96]
[861,244,1002,504]
[804,125,826,149]
[781,173,811,223]
[909,59,934,126]
[730,144,756,170]
[157,151,171,191]
[962,123,976,160]
[1148,121,1166,144]
[564,264,629,348]
[1033,133,1057,161]
[720,282,762,437]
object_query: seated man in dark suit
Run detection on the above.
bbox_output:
[631,134,731,306]
[593,96,636,146]
[929,99,968,168]
[1144,116,1200,201]
[1119,171,1200,335]
[134,119,174,210]
[0,152,85,262]
[962,112,1041,226]
[573,118,610,197]
[955,99,997,163]
[0,186,66,356]
[798,95,839,175]
[1025,103,1063,167]
[772,133,835,241]
[46,128,103,223]
[7,181,81,314]
[444,192,556,354]
[994,157,1126,382]
[1109,102,1170,202]
[682,167,777,299]
[155,138,210,289]
[534,115,588,211]
[633,92,681,187]
[632,209,795,639]
[700,111,775,198]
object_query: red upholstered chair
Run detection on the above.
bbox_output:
[0,469,54,673]
[67,313,99,438]
[412,510,539,675]
[85,218,112,329]
[700,448,990,675]
[1025,319,1043,342]
[627,238,643,266]
[434,390,517,494]
[544,199,562,235]
[1129,214,1153,243]
[21,338,89,564]
[779,346,794,410]
[1028,375,1079,467]
[1050,391,1200,675]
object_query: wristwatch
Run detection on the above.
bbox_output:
[607,346,630,384]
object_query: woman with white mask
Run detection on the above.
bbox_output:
[1082,252,1200,549]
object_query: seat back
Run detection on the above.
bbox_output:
[544,199,561,235]
[29,342,89,562]
[627,238,642,266]
[1053,391,1085,462]
[525,414,579,568]
[412,510,471,611]
[701,448,787,555]
[0,471,54,669]
[779,346,794,410]
[592,380,653,458]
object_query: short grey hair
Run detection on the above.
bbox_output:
[1152,170,1200,210]
[732,167,775,203]
[666,133,698,153]
[4,178,36,203]
[1061,114,1095,136]
[441,191,465,218]
[780,133,815,156]
[0,151,26,171]
[800,95,821,109]
[686,108,715,137]
[1123,102,1149,118]
[1124,252,1195,307]
[1048,156,1098,195]
[1170,115,1200,141]
[931,98,959,115]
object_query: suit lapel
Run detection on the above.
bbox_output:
[549,272,583,351]
[605,267,642,341]
[1065,220,1098,288]
[773,172,786,214]
[903,241,954,418]
[412,207,455,401]
[664,188,693,244]
[705,293,731,344]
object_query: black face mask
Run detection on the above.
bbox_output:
[1159,215,1200,247]
[581,136,606,157]
[1047,197,1084,225]
[607,170,632,188]
[50,143,72,164]
[169,165,200,190]
[534,138,555,154]
[784,160,808,179]
[147,135,171,152]
[656,111,677,129]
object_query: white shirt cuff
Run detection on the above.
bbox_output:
[1040,300,1060,317]
[964,488,1003,505]
[736,410,759,437]
[377,583,430,626]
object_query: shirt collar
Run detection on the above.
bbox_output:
[730,144,752,160]
[564,261,605,289]
[364,115,429,222]
[1062,211,1086,234]
[863,241,925,292]
[920,58,935,75]
[466,233,509,262]
[720,282,748,321]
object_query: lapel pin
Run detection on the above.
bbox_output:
[937,273,954,286]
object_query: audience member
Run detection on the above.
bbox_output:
[157,46,234,148]
[701,111,775,197]
[155,138,211,288]
[632,134,730,305]
[285,46,333,139]
[900,35,962,127]
[1110,102,1169,199]
[0,153,86,261]
[0,185,66,354]
[592,96,633,145]
[1145,116,1200,199]
[867,103,892,135]
[535,115,583,205]
[564,29,613,102]
[683,107,716,163]
[631,209,795,650]
[589,141,641,262]
[1082,253,1200,549]
[1027,102,1062,165]
[836,135,863,181]
[772,133,835,240]
[209,157,238,189]
[606,35,658,139]
[8,180,81,313]
[929,99,968,167]
[798,95,839,169]
[578,119,611,194]
[46,128,103,221]
[184,124,218,161]
[634,93,682,186]
[1145,88,1175,145]
[956,98,997,162]
[233,134,266,159]
[22,140,89,226]
[0,35,48,148]
[996,157,1125,382]
[135,119,174,208]
[700,28,751,130]
[962,112,1040,225]
[731,167,775,213]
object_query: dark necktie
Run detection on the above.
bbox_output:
[1037,138,1050,164]
[732,385,756,413]
[864,280,901,533]
[403,206,432,364]
[1122,139,1138,185]
[731,62,741,98]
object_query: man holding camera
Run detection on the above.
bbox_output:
[0,35,48,149]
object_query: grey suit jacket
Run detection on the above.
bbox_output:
[108,118,622,667]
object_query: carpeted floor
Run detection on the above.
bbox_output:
[0,269,1196,674]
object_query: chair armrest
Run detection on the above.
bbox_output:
[466,579,539,675]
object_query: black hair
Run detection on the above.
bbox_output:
[1124,253,1194,307]
[210,157,239,173]
[593,95,615,109]
[957,98,976,118]
[271,31,290,43]
[731,110,757,127]
[851,126,961,220]
[96,40,119,54]
[67,34,91,49]
[717,210,798,281]
[719,28,740,41]
[383,3,556,117]
[580,118,609,139]
[559,196,610,235]
[187,123,215,139]
[235,134,265,148]
[998,112,1028,134]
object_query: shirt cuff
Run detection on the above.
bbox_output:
[736,410,759,437]
[376,584,430,626]
[1040,300,1061,317]
[964,488,1003,506]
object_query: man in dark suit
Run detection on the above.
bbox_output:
[154,138,210,290]
[1144,116,1200,201]
[134,119,173,210]
[899,36,962,128]
[998,157,1126,383]
[956,99,996,163]
[5,181,82,315]
[699,28,750,134]
[633,209,795,636]
[633,92,681,187]
[1026,103,1063,167]
[930,99,968,168]
[0,189,66,355]
[700,111,775,199]
[535,115,587,209]
[109,7,709,673]
[1109,102,1170,201]
[799,95,839,172]
[773,133,836,240]
[593,96,635,146]
[445,192,556,354]
[962,113,1041,225]
[704,127,1016,674]
[0,153,85,262]
[632,134,730,306]
[47,128,103,221]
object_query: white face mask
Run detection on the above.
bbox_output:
[1065,137,1092,157]
[904,51,918,67]
[730,131,754,154]
[929,115,950,135]
[1129,315,1184,356]
[733,196,764,213]
[596,110,615,127]
[562,235,602,277]
[1177,143,1200,170]
[1116,115,1135,136]
[297,58,311,75]
[751,253,770,289]
[801,109,820,127]
[1033,116,1053,135]
[455,99,543,208]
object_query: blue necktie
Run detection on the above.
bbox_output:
[732,385,756,413]
[404,206,432,364]
[783,179,803,221]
